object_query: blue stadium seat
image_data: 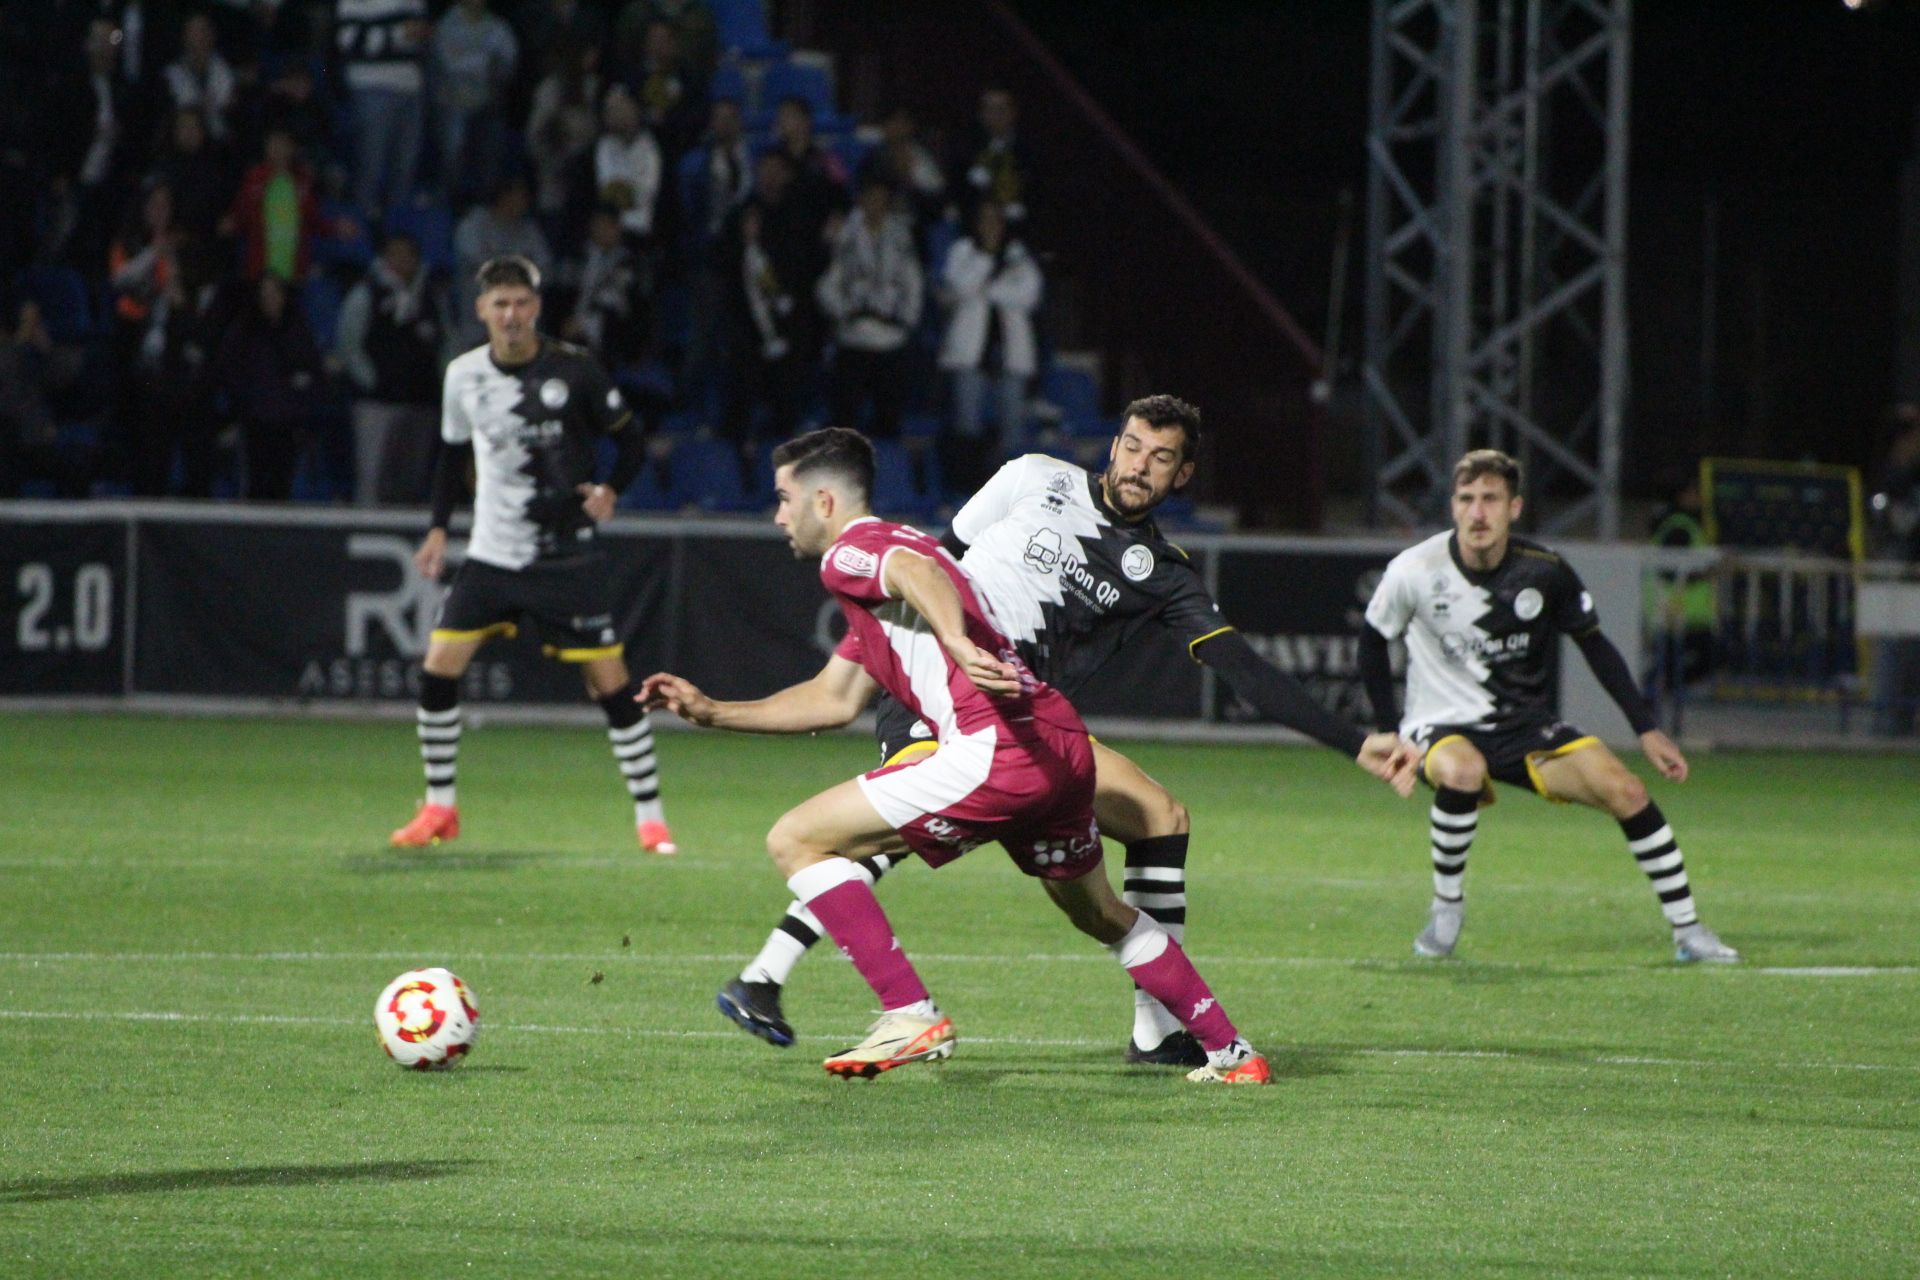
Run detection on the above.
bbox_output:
[901,411,942,440]
[301,273,344,349]
[760,59,833,119]
[922,216,959,272]
[709,62,748,107]
[385,205,455,274]
[711,0,786,58]
[617,457,674,511]
[1042,366,1104,436]
[870,439,942,521]
[313,200,373,269]
[19,265,95,342]
[669,437,753,512]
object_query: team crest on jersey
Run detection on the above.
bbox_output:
[540,378,570,409]
[1046,471,1074,495]
[832,544,879,578]
[1121,545,1154,581]
[1514,587,1544,621]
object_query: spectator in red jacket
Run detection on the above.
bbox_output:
[222,127,323,282]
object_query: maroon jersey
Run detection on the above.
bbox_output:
[823,518,1083,745]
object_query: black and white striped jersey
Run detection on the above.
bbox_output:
[950,454,1228,694]
[440,340,631,570]
[1364,530,1601,735]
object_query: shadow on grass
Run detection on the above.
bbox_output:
[1,1158,480,1204]
[342,849,558,874]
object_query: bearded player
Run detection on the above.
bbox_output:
[716,395,1417,1066]
[642,427,1272,1084]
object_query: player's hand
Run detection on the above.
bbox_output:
[414,528,447,581]
[578,482,616,523]
[1357,732,1419,798]
[1640,729,1688,782]
[944,638,1022,697]
[639,672,717,726]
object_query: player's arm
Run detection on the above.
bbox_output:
[1552,559,1686,781]
[1570,627,1687,781]
[1357,624,1400,733]
[577,363,641,522]
[639,656,878,733]
[1194,630,1415,795]
[948,455,1032,546]
[417,362,478,579]
[882,549,1021,696]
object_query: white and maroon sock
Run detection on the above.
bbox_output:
[1108,911,1237,1053]
[786,859,930,1011]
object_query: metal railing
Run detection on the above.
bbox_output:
[1643,547,1920,736]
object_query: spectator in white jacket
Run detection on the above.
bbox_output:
[938,200,1041,449]
[816,173,923,439]
[595,86,663,242]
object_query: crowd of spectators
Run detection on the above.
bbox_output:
[0,0,1055,511]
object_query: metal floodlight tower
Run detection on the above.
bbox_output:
[1362,0,1630,536]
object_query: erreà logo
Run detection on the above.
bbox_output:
[832,544,879,578]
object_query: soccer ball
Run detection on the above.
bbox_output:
[374,968,479,1069]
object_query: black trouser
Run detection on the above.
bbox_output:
[240,417,306,500]
[828,345,908,439]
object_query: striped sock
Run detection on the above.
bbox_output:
[599,687,664,826]
[1430,787,1479,901]
[1621,802,1698,927]
[742,853,898,985]
[1123,835,1189,1046]
[417,674,461,808]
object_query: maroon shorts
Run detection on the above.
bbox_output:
[855,721,1100,880]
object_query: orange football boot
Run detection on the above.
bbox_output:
[391,803,460,847]
[637,819,678,855]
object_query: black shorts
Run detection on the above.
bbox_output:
[873,692,937,767]
[432,554,623,662]
[1409,718,1600,804]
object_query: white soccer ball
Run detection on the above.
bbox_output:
[374,968,479,1070]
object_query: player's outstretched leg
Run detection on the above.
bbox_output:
[718,853,901,1047]
[766,784,953,1079]
[1045,867,1270,1086]
[1619,802,1739,963]
[1415,741,1488,957]
[392,672,463,847]
[1534,745,1739,964]
[1093,741,1205,1067]
[598,685,674,854]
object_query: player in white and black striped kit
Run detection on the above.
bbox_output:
[1359,449,1738,963]
[716,396,1419,1064]
[389,255,675,855]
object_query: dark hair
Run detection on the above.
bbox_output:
[1453,448,1523,495]
[772,428,874,503]
[379,230,419,254]
[776,93,814,120]
[1121,394,1203,463]
[475,254,541,293]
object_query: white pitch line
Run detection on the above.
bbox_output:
[0,951,1916,977]
[0,1007,1909,1075]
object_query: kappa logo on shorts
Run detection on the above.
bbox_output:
[1121,545,1154,582]
[922,817,982,852]
[832,544,879,578]
[540,378,570,409]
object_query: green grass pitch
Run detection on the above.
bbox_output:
[1,713,1915,1278]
